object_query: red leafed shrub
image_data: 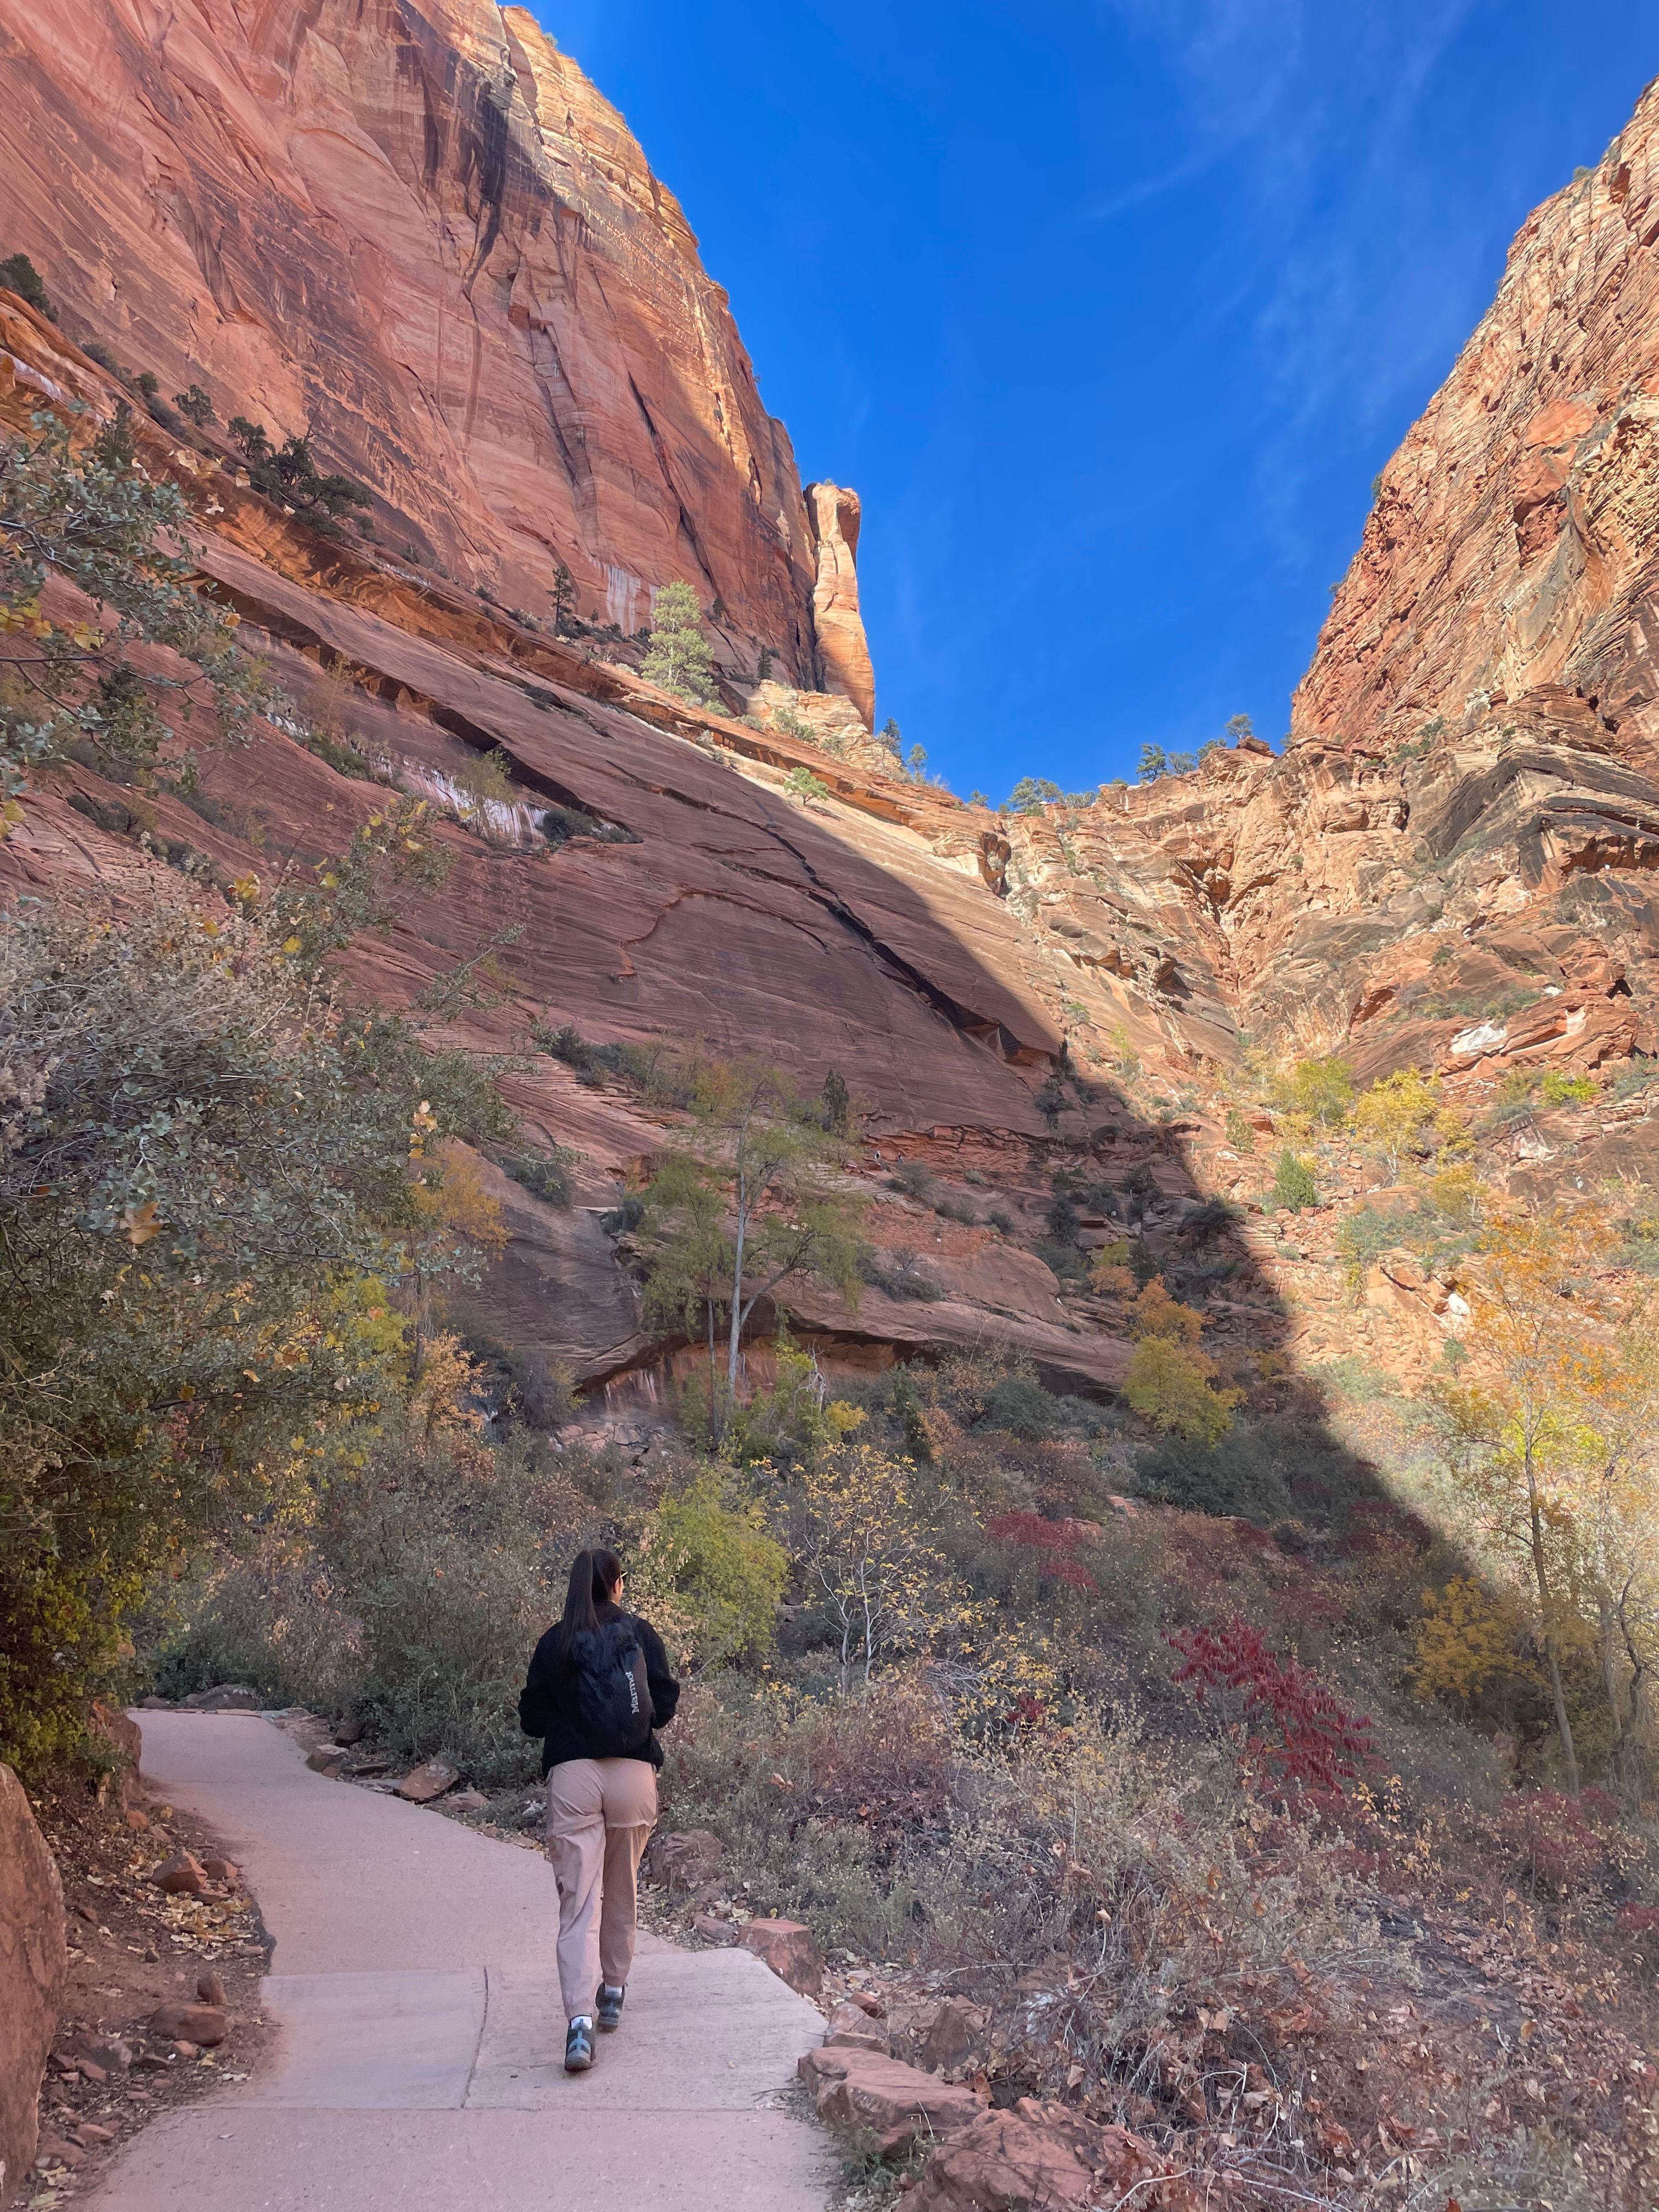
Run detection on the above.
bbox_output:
[1166,1617,1378,1797]
[986,1512,1095,1588]
[1498,1789,1611,1895]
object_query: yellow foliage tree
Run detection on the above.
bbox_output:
[1565,1316,1659,1796]
[1439,1201,1623,1793]
[1352,1066,1446,1180]
[1120,1276,1240,1446]
[1411,1575,1533,1707]
[798,1445,967,1695]
[405,1138,508,1362]
[406,1331,489,1448]
[1128,1277,1203,1346]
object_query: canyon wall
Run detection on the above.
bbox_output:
[5,42,1659,1401]
[0,0,875,691]
[1296,76,1659,755]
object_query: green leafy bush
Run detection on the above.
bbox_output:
[0,252,52,318]
[1539,1070,1596,1107]
[2,405,262,819]
[226,416,371,531]
[500,1148,575,1207]
[641,579,718,706]
[647,1474,788,1667]
[0,898,487,1767]
[1269,1149,1319,1211]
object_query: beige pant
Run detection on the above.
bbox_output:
[545,1757,658,2019]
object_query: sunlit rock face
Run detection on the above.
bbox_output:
[5,38,1659,1401]
[0,0,879,684]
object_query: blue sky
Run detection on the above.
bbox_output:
[537,1,1658,800]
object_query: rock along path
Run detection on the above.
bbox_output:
[87,1713,830,2212]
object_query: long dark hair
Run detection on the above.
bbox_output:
[554,1547,623,1654]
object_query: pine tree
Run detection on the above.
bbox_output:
[641,579,717,706]
[551,561,575,636]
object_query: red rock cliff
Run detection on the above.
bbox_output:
[0,0,870,685]
[1296,76,1659,752]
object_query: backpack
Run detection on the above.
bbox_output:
[568,1618,653,1758]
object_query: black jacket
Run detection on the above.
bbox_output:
[518,1603,680,1775]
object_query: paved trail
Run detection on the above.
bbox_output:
[88,1713,830,2212]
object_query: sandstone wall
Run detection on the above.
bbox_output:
[1295,77,1659,755]
[0,1765,66,2205]
[0,0,872,685]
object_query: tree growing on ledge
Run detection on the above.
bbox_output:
[640,1056,864,1432]
[641,578,717,706]
[226,417,371,531]
[551,560,576,636]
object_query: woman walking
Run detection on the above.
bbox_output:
[519,1547,680,2074]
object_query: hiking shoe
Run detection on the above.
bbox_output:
[596,1983,625,2032]
[564,2017,595,2073]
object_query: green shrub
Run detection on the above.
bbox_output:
[1539,1070,1595,1107]
[1134,1426,1295,1522]
[0,252,52,318]
[1479,1065,1538,1129]
[641,579,718,707]
[979,1374,1064,1440]
[889,1158,936,1201]
[647,1474,788,1667]
[1269,1148,1319,1211]
[226,416,371,532]
[0,899,487,1768]
[501,1148,575,1206]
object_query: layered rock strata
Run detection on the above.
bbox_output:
[0,0,873,689]
[9,64,1659,1401]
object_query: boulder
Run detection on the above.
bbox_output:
[148,2002,229,2049]
[305,1746,344,1775]
[151,1850,208,1897]
[643,1828,724,1892]
[912,2101,1171,2211]
[823,2000,888,2053]
[919,1997,988,2076]
[395,1761,458,1804]
[447,1789,489,1814]
[911,2111,1092,2211]
[87,1703,143,1810]
[798,2046,980,2156]
[0,1764,67,2208]
[738,1917,821,1997]
[69,2036,129,2075]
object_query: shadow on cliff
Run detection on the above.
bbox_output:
[38,529,1423,1555]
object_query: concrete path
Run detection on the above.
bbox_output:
[87,1714,831,2212]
